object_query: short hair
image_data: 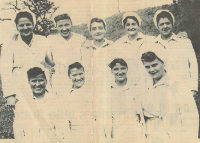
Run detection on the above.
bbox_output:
[54,14,72,24]
[90,18,106,31]
[68,62,84,77]
[123,16,139,28]
[156,11,173,26]
[108,58,128,69]
[141,52,164,63]
[27,67,46,80]
[15,11,34,25]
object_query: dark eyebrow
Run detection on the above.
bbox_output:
[152,63,158,66]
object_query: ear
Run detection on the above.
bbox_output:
[111,69,114,74]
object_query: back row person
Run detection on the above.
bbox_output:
[1,10,51,106]
[153,10,198,98]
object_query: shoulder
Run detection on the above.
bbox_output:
[82,39,92,49]
[72,32,86,41]
[33,34,47,39]
[46,34,59,41]
[106,39,114,45]
[115,35,128,44]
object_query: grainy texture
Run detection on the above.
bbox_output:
[0,75,14,139]
[1,1,200,139]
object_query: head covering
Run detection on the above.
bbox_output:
[122,12,142,27]
[139,42,168,65]
[88,17,107,32]
[15,9,36,26]
[153,10,175,28]
[53,9,72,26]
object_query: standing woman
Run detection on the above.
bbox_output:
[1,10,50,106]
[106,58,145,142]
[81,17,115,142]
[47,11,86,93]
[81,17,114,76]
[115,12,145,53]
[113,12,149,84]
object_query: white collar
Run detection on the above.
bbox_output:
[122,32,145,44]
[151,73,170,88]
[89,39,112,50]
[155,33,179,46]
[110,79,137,92]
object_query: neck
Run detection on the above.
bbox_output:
[93,38,105,47]
[21,34,33,45]
[128,33,138,41]
[161,33,172,41]
[72,84,84,89]
[63,32,72,41]
[115,78,127,87]
[33,91,45,100]
[153,70,166,85]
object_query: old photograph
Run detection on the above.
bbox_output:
[0,0,200,142]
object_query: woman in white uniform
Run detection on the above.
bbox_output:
[98,58,146,142]
[47,12,86,94]
[1,10,50,106]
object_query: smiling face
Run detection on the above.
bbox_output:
[16,17,34,37]
[143,58,165,82]
[69,68,85,89]
[90,22,106,41]
[158,17,173,38]
[29,74,47,96]
[56,19,72,39]
[111,63,128,82]
[124,18,140,37]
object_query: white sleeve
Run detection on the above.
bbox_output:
[1,44,17,98]
[186,39,198,91]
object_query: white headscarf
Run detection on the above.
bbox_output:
[139,42,167,66]
[122,12,142,27]
[15,9,37,26]
[153,10,175,28]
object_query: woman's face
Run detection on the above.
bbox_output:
[56,19,72,39]
[17,17,34,37]
[111,63,128,82]
[124,18,140,36]
[90,22,106,41]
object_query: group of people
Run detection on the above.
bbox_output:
[0,8,199,143]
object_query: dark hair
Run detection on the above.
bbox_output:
[141,52,164,63]
[90,18,106,31]
[68,62,84,77]
[156,11,173,26]
[15,11,34,25]
[123,16,139,28]
[108,58,128,69]
[27,67,46,80]
[54,14,72,24]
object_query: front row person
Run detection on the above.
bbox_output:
[54,62,93,142]
[141,51,199,142]
[96,58,146,142]
[13,67,61,142]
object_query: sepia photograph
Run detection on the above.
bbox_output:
[0,0,200,142]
